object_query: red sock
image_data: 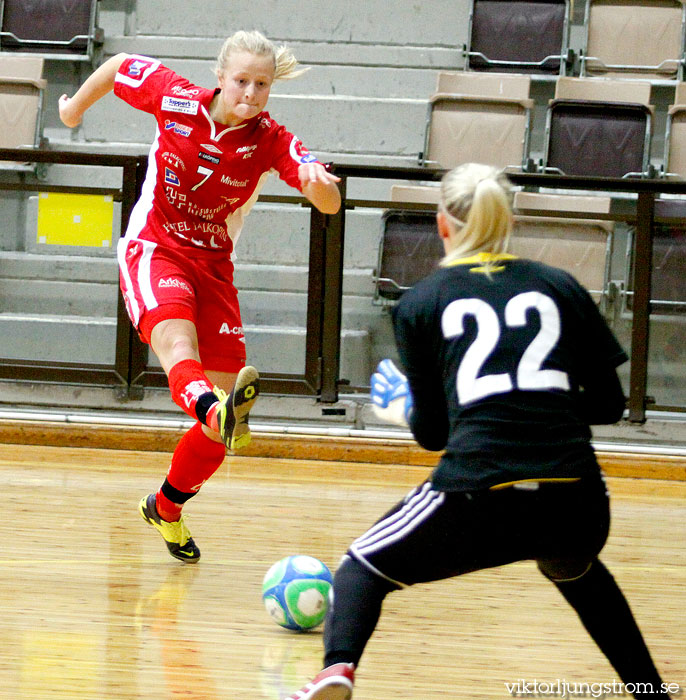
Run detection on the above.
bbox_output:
[168,359,217,422]
[155,422,227,521]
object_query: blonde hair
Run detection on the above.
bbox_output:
[214,30,308,81]
[439,163,514,269]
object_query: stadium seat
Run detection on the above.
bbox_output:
[0,55,46,170]
[541,77,653,179]
[663,81,686,180]
[580,0,685,82]
[373,190,617,308]
[0,0,103,62]
[373,209,444,304]
[463,0,572,76]
[631,85,686,317]
[621,199,686,317]
[420,71,534,171]
[512,191,615,307]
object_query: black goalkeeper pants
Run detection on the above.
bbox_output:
[323,474,670,698]
[348,474,609,586]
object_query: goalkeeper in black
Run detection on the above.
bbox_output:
[285,163,671,700]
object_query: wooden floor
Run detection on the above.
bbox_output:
[1,443,684,699]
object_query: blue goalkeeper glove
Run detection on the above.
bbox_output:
[370,359,414,427]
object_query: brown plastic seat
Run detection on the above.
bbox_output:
[512,191,614,305]
[0,0,102,61]
[373,209,444,303]
[421,72,533,171]
[580,0,685,82]
[542,77,653,178]
[0,56,46,169]
[464,0,571,76]
[663,82,686,180]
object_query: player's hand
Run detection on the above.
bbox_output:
[58,94,82,128]
[370,359,413,427]
[298,162,341,187]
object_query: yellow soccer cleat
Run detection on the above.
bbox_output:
[139,493,200,563]
[214,365,260,451]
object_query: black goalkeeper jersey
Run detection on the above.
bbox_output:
[392,253,628,491]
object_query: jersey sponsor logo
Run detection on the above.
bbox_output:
[127,59,150,77]
[236,144,257,159]
[158,277,193,294]
[219,323,243,335]
[198,151,220,165]
[220,175,248,187]
[201,143,222,154]
[289,136,317,164]
[194,221,227,237]
[161,96,199,115]
[164,120,193,137]
[161,151,186,170]
[171,85,201,97]
[259,116,271,128]
[163,221,191,234]
[164,167,180,186]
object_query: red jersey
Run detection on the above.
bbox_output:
[113,54,318,256]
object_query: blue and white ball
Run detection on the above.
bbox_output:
[262,555,333,631]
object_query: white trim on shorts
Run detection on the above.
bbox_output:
[349,482,445,586]
[117,238,159,326]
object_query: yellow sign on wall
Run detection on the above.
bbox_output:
[37,192,114,248]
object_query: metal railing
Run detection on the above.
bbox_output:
[0,148,684,424]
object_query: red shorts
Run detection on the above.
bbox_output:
[117,238,246,372]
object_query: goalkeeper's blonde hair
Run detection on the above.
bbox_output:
[214,30,308,81]
[439,163,514,272]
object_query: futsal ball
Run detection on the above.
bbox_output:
[262,555,333,632]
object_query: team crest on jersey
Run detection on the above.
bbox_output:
[162,96,199,115]
[164,168,180,186]
[289,136,317,164]
[127,59,150,77]
[164,120,193,137]
[161,152,186,171]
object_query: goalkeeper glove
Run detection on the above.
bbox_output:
[370,359,413,427]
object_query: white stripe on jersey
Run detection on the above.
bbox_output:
[351,482,445,558]
[123,127,160,242]
[114,54,162,88]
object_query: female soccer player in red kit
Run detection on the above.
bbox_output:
[59,31,341,563]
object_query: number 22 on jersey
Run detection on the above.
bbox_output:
[441,291,570,405]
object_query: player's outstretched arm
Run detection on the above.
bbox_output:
[59,53,129,128]
[299,162,341,215]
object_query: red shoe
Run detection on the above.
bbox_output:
[285,663,355,700]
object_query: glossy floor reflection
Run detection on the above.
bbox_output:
[1,444,684,699]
